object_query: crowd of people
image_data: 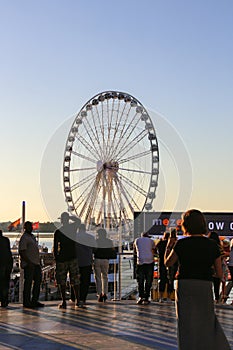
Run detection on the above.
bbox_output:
[0,209,232,349]
[134,209,232,350]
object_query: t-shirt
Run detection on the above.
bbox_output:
[94,237,115,259]
[54,224,78,262]
[19,232,40,268]
[174,236,220,281]
[76,232,96,267]
[134,236,155,265]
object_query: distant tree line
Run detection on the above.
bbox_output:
[0,222,60,233]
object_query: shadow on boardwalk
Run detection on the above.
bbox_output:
[0,300,232,349]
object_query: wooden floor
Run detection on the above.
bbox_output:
[0,300,232,350]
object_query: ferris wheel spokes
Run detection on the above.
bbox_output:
[63,91,159,232]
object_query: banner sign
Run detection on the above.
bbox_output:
[134,211,233,239]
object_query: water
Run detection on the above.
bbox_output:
[8,233,54,253]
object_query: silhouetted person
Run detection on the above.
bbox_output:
[76,223,96,307]
[134,232,155,305]
[208,231,222,303]
[0,230,13,307]
[19,221,44,308]
[156,231,170,301]
[53,212,81,309]
[93,228,115,302]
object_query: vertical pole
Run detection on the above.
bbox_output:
[22,201,25,227]
[118,211,122,300]
[19,201,26,303]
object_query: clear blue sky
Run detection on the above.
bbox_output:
[0,0,233,222]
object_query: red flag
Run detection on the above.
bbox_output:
[32,222,39,230]
[8,218,21,231]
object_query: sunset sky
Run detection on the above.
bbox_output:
[0,1,232,223]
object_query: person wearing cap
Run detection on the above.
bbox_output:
[19,221,44,308]
[133,231,155,305]
[53,212,81,309]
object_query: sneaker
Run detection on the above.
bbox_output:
[158,298,163,303]
[143,299,150,305]
[58,302,67,309]
[136,298,144,305]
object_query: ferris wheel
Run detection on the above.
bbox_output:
[63,91,159,233]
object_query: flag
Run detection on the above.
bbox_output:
[32,221,39,230]
[8,218,21,231]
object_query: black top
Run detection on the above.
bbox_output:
[53,223,78,262]
[174,236,220,281]
[76,232,96,267]
[94,237,115,259]
[0,235,13,266]
[156,239,168,266]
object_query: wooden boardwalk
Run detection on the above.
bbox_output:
[0,300,232,349]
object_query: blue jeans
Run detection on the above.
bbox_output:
[136,262,154,299]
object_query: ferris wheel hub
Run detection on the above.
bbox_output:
[97,160,119,173]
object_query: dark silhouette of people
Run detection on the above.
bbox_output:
[53,212,81,309]
[93,228,115,302]
[18,221,44,308]
[208,231,222,303]
[0,230,13,307]
[156,231,170,301]
[76,223,96,307]
[133,232,155,305]
[167,229,178,300]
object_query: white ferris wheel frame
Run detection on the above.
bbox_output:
[63,91,159,233]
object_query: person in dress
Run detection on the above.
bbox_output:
[164,209,231,350]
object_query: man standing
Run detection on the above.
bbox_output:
[53,212,81,309]
[93,228,116,302]
[0,230,13,307]
[133,232,155,305]
[76,223,96,308]
[19,221,44,308]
